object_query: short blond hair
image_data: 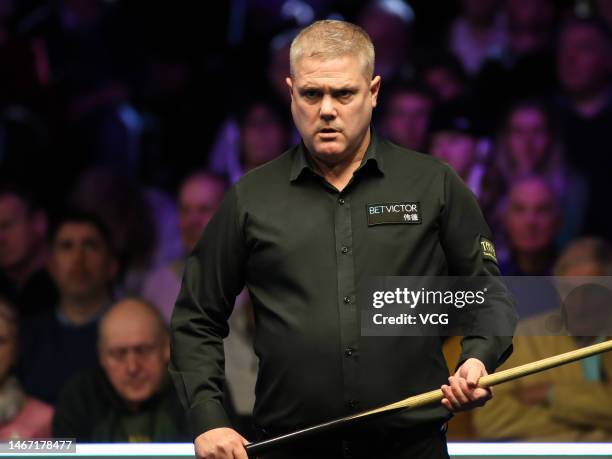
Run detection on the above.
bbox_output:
[290,20,375,79]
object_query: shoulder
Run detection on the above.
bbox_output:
[235,147,296,191]
[377,138,452,179]
[57,367,111,407]
[21,397,54,421]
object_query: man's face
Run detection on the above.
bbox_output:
[558,24,611,95]
[383,92,431,151]
[505,108,551,174]
[430,131,477,180]
[505,179,559,253]
[286,55,380,164]
[99,312,169,406]
[242,104,287,169]
[178,178,225,252]
[49,222,117,300]
[506,0,553,55]
[0,195,45,270]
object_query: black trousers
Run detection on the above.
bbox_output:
[256,422,450,459]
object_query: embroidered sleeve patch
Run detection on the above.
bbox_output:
[480,236,498,264]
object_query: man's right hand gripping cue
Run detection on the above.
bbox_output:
[195,427,250,459]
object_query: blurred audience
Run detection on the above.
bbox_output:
[0,0,609,444]
[474,0,556,131]
[53,298,188,442]
[18,210,118,403]
[474,237,612,441]
[70,168,182,295]
[555,15,612,239]
[428,101,504,222]
[499,175,561,276]
[209,93,292,183]
[449,0,507,75]
[141,171,227,322]
[379,81,434,152]
[357,0,414,81]
[420,52,468,103]
[0,185,58,317]
[0,298,53,439]
[495,100,587,244]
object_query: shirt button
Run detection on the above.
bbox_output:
[347,399,358,409]
[345,347,354,357]
[341,246,349,254]
[338,197,345,205]
[343,296,351,304]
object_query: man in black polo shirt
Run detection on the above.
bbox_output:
[170,20,516,459]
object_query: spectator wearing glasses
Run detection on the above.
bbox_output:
[52,297,188,442]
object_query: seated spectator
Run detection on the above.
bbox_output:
[53,298,189,442]
[554,15,612,239]
[141,171,227,322]
[237,96,291,174]
[448,0,507,75]
[420,52,468,103]
[18,210,118,404]
[0,185,58,317]
[140,172,257,437]
[209,93,292,184]
[494,100,588,244]
[473,237,612,441]
[357,0,415,81]
[378,82,434,152]
[70,167,183,295]
[498,175,561,277]
[0,298,53,439]
[428,101,504,223]
[473,0,556,132]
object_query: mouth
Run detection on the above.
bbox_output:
[319,128,338,134]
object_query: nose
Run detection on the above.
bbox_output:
[126,351,140,375]
[320,95,336,121]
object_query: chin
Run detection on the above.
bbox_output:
[124,390,153,403]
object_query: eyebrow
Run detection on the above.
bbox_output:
[297,84,359,93]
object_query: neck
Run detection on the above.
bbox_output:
[310,129,371,192]
[569,87,610,118]
[4,246,48,289]
[59,292,110,326]
[514,249,553,275]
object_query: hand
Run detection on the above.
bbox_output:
[441,358,493,412]
[511,382,553,406]
[194,427,249,459]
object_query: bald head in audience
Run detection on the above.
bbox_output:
[98,298,170,410]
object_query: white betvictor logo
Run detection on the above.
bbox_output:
[369,203,418,214]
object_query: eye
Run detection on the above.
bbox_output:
[334,89,354,101]
[302,89,319,100]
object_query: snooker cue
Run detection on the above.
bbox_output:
[245,338,612,457]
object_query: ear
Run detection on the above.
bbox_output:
[370,75,381,108]
[163,338,170,361]
[285,77,294,101]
